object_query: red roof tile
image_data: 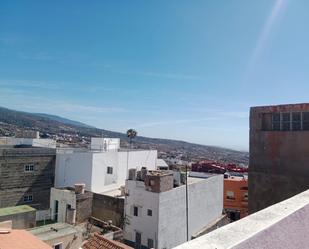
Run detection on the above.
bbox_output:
[83,233,133,249]
[0,230,52,249]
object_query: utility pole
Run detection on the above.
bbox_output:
[185,164,189,241]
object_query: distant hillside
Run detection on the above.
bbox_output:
[33,113,94,128]
[0,106,249,165]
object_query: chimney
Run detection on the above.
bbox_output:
[74,183,85,194]
[141,167,148,181]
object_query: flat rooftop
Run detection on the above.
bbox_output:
[100,188,124,198]
[225,176,248,181]
[147,170,173,176]
[28,223,79,241]
[187,176,205,185]
[0,205,36,217]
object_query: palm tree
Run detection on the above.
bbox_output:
[126,129,137,149]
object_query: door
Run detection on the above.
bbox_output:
[135,232,141,249]
[54,200,59,221]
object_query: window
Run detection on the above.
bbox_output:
[292,112,301,131]
[226,191,234,200]
[24,164,34,172]
[150,179,155,186]
[272,113,281,131]
[281,113,291,131]
[23,194,33,203]
[53,243,63,249]
[134,206,138,216]
[147,239,154,249]
[107,166,113,174]
[262,113,272,131]
[147,209,152,216]
[303,112,309,130]
[243,192,248,201]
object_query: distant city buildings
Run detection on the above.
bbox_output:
[249,103,309,213]
[124,169,223,249]
[223,174,248,221]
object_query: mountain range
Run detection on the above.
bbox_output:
[0,106,249,165]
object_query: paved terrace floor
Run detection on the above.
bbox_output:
[174,190,309,249]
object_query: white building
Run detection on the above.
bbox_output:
[0,135,56,148]
[55,138,158,193]
[124,170,224,249]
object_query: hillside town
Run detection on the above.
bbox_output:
[1,103,309,249]
[1,1,309,248]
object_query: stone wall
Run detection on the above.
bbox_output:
[92,193,124,227]
[76,192,93,223]
[0,147,56,209]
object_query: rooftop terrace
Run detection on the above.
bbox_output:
[28,223,79,241]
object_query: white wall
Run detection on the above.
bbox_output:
[158,175,223,249]
[118,150,157,184]
[124,180,160,247]
[55,152,93,191]
[91,138,120,151]
[125,175,223,249]
[50,188,76,223]
[55,149,158,194]
[91,152,119,193]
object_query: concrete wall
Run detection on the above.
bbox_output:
[158,175,223,249]
[0,211,36,229]
[173,190,309,249]
[92,193,124,227]
[50,188,76,223]
[249,104,309,213]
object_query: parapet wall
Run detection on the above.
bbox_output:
[173,190,309,249]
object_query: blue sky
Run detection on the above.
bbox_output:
[0,0,308,151]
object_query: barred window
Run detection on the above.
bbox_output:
[303,112,309,130]
[292,112,301,131]
[282,113,291,131]
[23,194,33,203]
[272,113,281,131]
[107,166,113,174]
[24,164,34,172]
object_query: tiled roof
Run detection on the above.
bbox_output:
[0,230,52,249]
[83,233,133,249]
